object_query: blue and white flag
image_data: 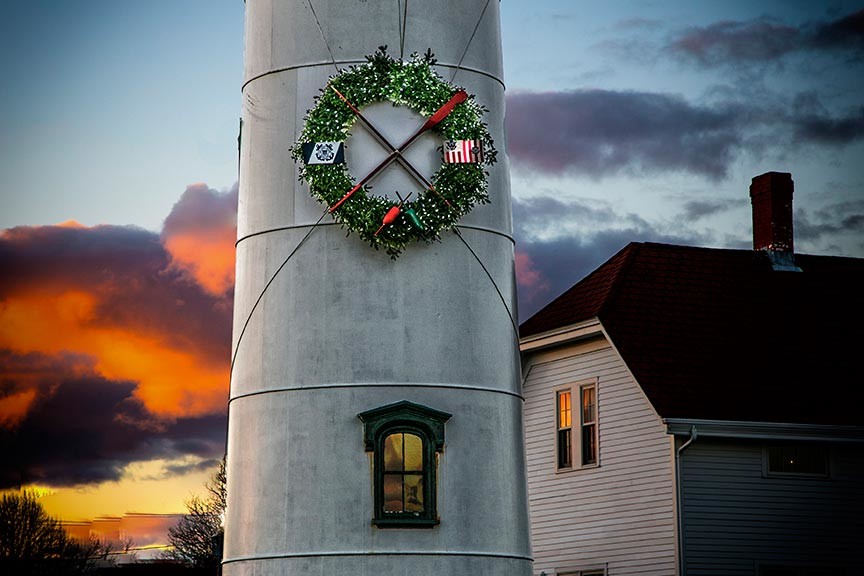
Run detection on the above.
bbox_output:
[301,142,345,165]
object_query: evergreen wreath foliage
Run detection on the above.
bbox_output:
[291,46,497,257]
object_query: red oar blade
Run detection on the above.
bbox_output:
[423,90,468,131]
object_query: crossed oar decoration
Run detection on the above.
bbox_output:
[328,86,467,234]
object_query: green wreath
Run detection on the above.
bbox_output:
[291,47,496,257]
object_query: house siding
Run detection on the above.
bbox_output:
[680,438,864,575]
[523,341,677,576]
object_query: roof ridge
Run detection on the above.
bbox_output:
[595,242,640,319]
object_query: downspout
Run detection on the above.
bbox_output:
[675,426,697,576]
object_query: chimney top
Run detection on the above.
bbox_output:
[749,171,800,271]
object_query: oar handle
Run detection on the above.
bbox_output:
[331,85,399,152]
[328,152,398,213]
[398,90,468,152]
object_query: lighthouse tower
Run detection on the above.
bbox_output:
[224,1,532,574]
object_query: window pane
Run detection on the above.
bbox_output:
[404,474,424,513]
[404,433,423,472]
[582,386,595,424]
[383,474,403,512]
[582,423,597,465]
[558,391,572,428]
[767,445,827,475]
[557,428,572,468]
[383,433,403,471]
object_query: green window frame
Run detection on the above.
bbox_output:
[358,401,451,528]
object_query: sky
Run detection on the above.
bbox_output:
[1,0,863,555]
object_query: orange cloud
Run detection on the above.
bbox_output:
[0,388,37,428]
[161,183,237,296]
[56,220,86,229]
[1,187,233,492]
[0,291,226,419]
[163,227,236,296]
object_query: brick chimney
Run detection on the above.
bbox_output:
[749,171,800,271]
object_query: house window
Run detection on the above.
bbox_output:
[557,390,572,469]
[555,380,598,471]
[765,444,828,477]
[358,401,451,528]
[580,383,597,466]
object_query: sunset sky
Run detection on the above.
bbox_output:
[2,0,862,553]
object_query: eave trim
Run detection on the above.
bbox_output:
[519,318,603,352]
[664,418,864,443]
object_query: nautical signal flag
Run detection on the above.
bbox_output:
[301,141,345,165]
[443,140,483,163]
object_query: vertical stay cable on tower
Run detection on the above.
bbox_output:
[229,208,330,382]
[451,0,492,82]
[453,226,520,343]
[307,0,341,74]
[399,0,409,59]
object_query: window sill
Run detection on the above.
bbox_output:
[555,462,600,475]
[373,516,439,529]
[763,471,829,480]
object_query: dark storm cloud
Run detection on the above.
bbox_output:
[795,200,864,243]
[513,195,651,236]
[681,199,744,221]
[513,197,711,319]
[0,351,226,488]
[667,20,801,66]
[667,9,864,67]
[791,107,864,145]
[162,183,238,238]
[810,9,864,52]
[505,89,864,180]
[506,90,741,180]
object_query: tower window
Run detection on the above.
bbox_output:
[358,401,451,528]
[383,432,425,514]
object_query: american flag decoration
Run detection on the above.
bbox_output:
[443,139,483,164]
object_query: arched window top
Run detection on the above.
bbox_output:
[357,400,451,452]
[358,401,451,528]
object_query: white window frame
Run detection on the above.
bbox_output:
[554,378,600,472]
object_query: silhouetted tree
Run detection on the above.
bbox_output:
[0,490,114,575]
[163,457,226,572]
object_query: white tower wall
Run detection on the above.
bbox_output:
[225,1,532,574]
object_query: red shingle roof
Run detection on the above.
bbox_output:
[520,242,864,426]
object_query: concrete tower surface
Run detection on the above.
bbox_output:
[225,1,532,574]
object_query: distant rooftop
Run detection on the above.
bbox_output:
[521,242,864,426]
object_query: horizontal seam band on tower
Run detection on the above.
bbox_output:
[222,550,533,564]
[235,223,514,247]
[242,61,505,93]
[228,382,525,404]
[235,222,337,247]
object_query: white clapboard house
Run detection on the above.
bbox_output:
[519,172,864,576]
